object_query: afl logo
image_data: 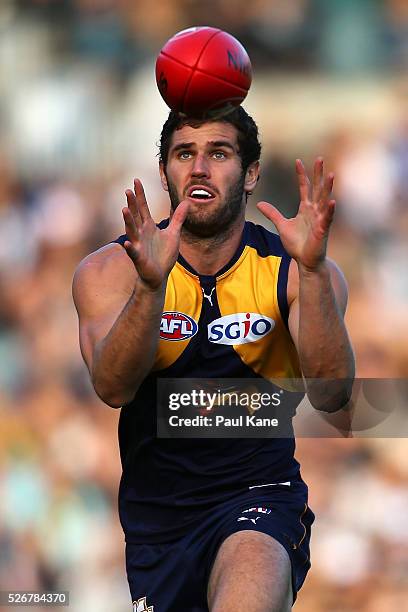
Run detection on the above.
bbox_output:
[160,312,198,341]
[208,313,275,345]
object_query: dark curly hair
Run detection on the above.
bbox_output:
[159,106,261,173]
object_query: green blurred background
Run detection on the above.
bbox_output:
[0,1,407,610]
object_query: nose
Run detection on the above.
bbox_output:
[191,153,210,178]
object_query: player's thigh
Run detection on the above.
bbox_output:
[207,530,293,612]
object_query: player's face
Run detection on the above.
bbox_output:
[160,122,253,238]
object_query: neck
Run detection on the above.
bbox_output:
[179,216,245,276]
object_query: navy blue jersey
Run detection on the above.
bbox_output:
[112,221,305,543]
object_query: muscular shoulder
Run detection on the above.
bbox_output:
[74,241,132,275]
[72,242,137,318]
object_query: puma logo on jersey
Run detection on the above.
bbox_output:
[208,313,275,345]
[237,516,261,525]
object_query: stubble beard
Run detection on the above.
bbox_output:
[167,173,246,240]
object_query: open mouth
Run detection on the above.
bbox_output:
[186,186,216,202]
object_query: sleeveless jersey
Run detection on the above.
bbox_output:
[112,220,304,544]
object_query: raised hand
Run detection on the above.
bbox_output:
[122,179,189,290]
[257,158,335,271]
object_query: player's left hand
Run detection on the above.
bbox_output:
[257,158,335,271]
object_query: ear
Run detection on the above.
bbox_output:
[159,162,169,192]
[244,161,260,195]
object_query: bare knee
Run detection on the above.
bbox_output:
[207,531,292,612]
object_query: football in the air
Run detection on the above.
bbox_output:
[155,26,252,117]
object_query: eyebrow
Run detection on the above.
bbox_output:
[170,140,236,154]
[170,142,195,154]
[208,140,236,151]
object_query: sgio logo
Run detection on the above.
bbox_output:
[160,312,198,341]
[208,313,275,345]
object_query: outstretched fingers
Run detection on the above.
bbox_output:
[296,159,310,203]
[122,206,141,264]
[321,172,335,204]
[123,239,141,264]
[122,205,139,243]
[257,201,286,231]
[125,188,141,229]
[133,178,152,223]
[124,179,152,231]
[168,200,190,234]
[321,199,336,231]
[312,157,323,203]
[297,158,334,206]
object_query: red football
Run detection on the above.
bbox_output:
[155,26,252,117]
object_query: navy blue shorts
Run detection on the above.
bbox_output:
[126,480,314,611]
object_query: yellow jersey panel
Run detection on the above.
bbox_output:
[113,221,301,381]
[216,245,301,379]
[152,263,202,371]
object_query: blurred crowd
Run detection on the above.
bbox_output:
[0,1,407,611]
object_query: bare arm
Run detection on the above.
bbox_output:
[73,246,166,407]
[287,258,355,411]
[258,159,355,412]
[73,179,189,408]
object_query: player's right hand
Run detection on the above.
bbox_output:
[122,179,189,291]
